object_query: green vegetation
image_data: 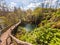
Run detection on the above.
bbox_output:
[14,7,60,45]
[16,27,60,45]
[0,0,60,45]
[0,2,60,44]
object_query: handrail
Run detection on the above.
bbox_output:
[9,20,32,45]
[9,34,32,45]
[1,20,32,45]
[1,22,17,34]
[2,20,21,34]
[0,20,21,45]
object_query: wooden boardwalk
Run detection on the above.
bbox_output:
[0,21,32,45]
[0,21,21,45]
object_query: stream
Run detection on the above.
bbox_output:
[25,23,36,31]
[19,23,36,31]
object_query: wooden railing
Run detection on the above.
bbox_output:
[1,20,21,45]
[9,34,32,45]
[2,20,32,45]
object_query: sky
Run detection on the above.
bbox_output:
[4,0,60,10]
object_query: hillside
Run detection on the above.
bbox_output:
[11,8,60,45]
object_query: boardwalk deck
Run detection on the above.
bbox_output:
[0,20,32,45]
[0,21,21,45]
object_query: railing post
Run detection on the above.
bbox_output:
[6,36,9,45]
[6,36,12,45]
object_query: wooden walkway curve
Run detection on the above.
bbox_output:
[0,20,32,45]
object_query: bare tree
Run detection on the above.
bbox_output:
[0,0,7,16]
